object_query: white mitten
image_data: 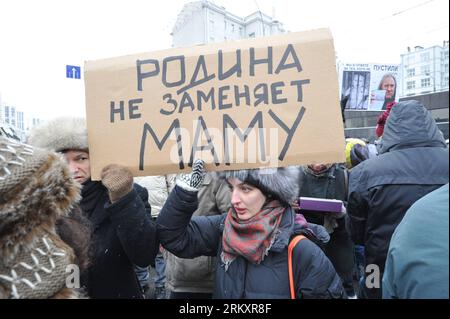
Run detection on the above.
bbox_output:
[176,159,206,192]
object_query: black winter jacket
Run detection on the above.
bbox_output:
[157,185,345,299]
[81,180,158,299]
[347,100,449,299]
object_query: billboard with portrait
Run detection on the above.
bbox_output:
[339,63,400,111]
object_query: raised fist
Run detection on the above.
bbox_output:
[176,159,206,192]
[101,164,133,203]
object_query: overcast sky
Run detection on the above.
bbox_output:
[0,0,448,120]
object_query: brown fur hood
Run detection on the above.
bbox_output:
[0,137,81,298]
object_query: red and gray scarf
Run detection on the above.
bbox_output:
[221,200,285,270]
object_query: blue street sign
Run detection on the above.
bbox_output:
[66,65,81,79]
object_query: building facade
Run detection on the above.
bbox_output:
[171,0,285,48]
[401,42,449,97]
[344,43,449,141]
[0,99,41,141]
[344,90,449,141]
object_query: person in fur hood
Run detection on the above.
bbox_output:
[0,136,81,298]
[28,117,159,299]
[157,161,345,299]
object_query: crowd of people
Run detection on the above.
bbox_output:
[0,99,448,299]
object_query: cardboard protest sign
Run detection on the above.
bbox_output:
[339,63,400,111]
[84,28,345,180]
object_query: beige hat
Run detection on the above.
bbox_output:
[27,117,88,152]
[0,137,81,298]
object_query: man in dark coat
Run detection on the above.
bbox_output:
[347,100,449,299]
[28,117,159,299]
[79,166,157,298]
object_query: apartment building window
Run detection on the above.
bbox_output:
[4,106,9,124]
[421,65,430,75]
[407,68,415,77]
[231,24,235,32]
[406,55,415,64]
[407,81,416,90]
[239,26,243,36]
[209,20,214,34]
[17,112,24,130]
[420,52,430,62]
[421,78,431,87]
[11,107,16,127]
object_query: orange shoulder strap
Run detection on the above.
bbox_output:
[288,235,307,299]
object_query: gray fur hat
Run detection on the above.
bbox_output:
[28,117,88,152]
[219,166,300,205]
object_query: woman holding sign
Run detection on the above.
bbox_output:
[157,161,345,299]
[28,117,159,299]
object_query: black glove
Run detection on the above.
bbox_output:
[176,159,205,192]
